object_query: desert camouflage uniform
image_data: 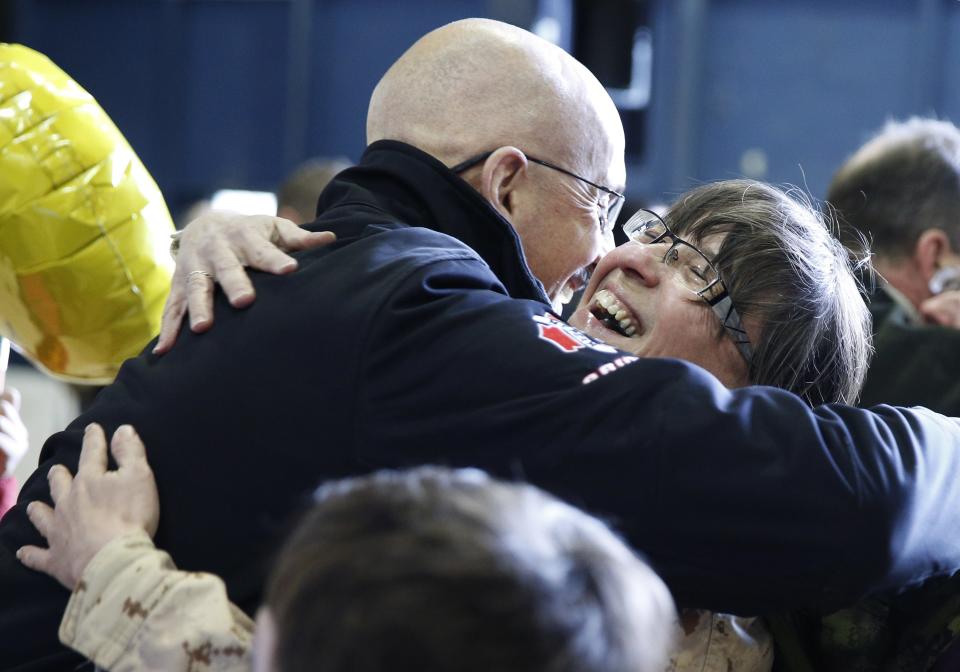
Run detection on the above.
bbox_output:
[60,531,252,672]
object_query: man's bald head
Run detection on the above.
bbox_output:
[367,19,625,308]
[367,18,623,183]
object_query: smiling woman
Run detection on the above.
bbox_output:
[569,179,873,671]
[571,179,872,405]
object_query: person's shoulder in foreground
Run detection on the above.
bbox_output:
[19,423,677,672]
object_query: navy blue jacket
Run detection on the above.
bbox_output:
[1,140,959,670]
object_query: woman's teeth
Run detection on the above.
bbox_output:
[594,289,637,336]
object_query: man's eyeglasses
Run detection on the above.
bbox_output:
[450,151,625,236]
[623,209,753,363]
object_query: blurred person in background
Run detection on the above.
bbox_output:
[276,157,352,225]
[830,117,960,414]
[19,424,676,672]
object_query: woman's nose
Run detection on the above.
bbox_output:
[619,242,663,287]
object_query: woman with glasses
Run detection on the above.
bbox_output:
[572,179,870,407]
[568,179,871,671]
[18,179,872,672]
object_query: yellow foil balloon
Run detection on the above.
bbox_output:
[0,44,174,384]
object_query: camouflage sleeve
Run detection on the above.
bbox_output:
[670,610,773,672]
[60,530,253,671]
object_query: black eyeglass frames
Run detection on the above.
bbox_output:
[450,150,625,235]
[622,209,753,363]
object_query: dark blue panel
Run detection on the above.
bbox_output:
[179,2,289,191]
[307,0,492,163]
[943,5,960,120]
[15,0,950,215]
[11,0,290,205]
[12,1,170,185]
[696,0,916,197]
[10,0,495,216]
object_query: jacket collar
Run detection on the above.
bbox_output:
[878,281,923,325]
[320,140,550,305]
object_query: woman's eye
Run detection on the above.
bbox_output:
[667,248,680,263]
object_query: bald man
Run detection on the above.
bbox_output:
[3,19,960,670]
[366,20,624,308]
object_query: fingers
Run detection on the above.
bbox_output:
[0,394,20,418]
[0,337,10,392]
[211,253,256,308]
[0,398,27,442]
[245,245,298,275]
[15,545,51,575]
[25,500,55,538]
[0,403,28,467]
[158,213,334,353]
[238,227,298,275]
[154,285,187,354]
[110,425,148,469]
[274,220,337,252]
[77,424,108,476]
[47,465,73,505]
[923,308,954,328]
[920,292,960,329]
[0,432,26,468]
[186,270,215,333]
[1,387,21,411]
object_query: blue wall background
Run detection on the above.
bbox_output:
[8,0,960,220]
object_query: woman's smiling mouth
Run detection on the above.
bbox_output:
[589,288,639,337]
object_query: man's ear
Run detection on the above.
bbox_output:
[914,229,954,284]
[477,147,528,221]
